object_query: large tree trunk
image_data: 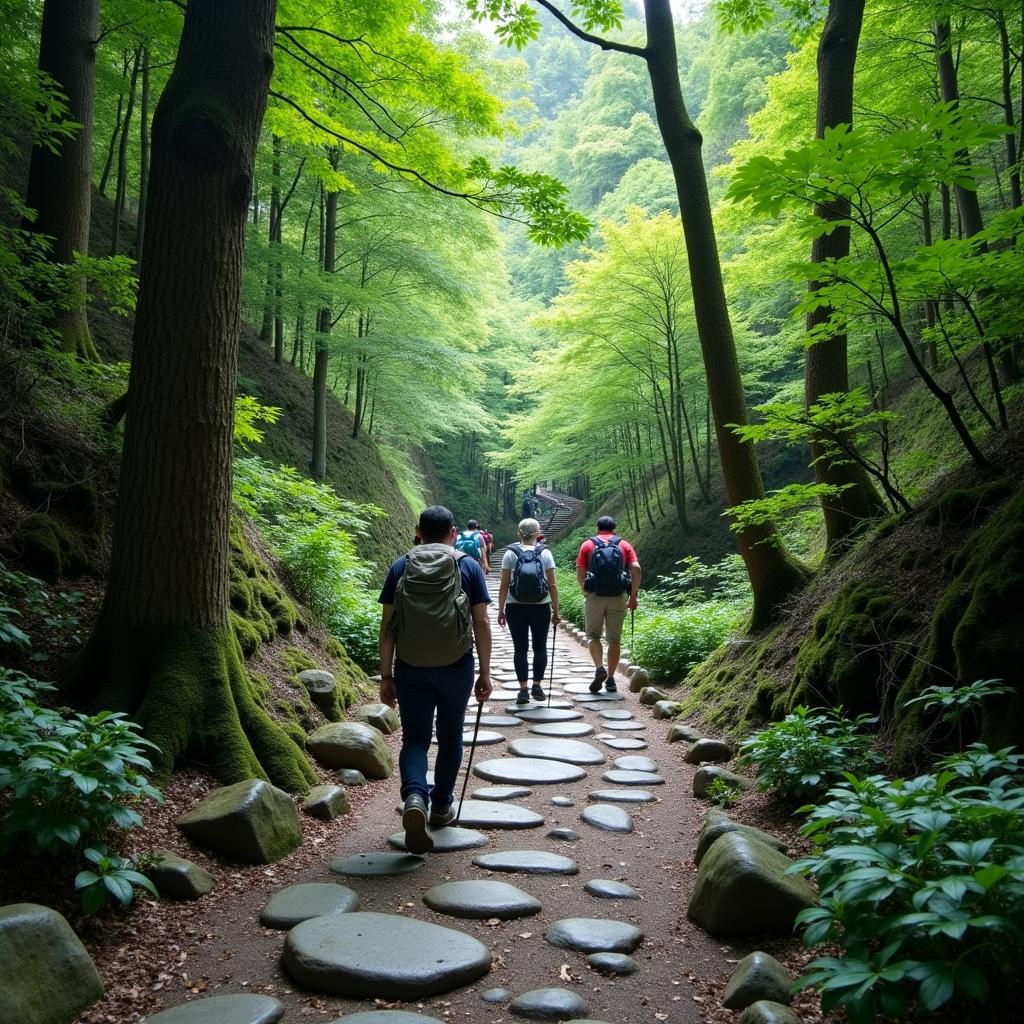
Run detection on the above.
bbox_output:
[642,0,806,627]
[805,0,887,550]
[66,0,314,792]
[136,46,151,263]
[22,0,100,360]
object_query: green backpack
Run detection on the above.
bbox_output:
[388,544,473,667]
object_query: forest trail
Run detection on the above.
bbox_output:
[169,561,733,1024]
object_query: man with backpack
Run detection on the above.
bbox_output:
[378,505,492,854]
[454,519,489,573]
[576,516,641,693]
[496,517,560,705]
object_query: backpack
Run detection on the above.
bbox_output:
[454,530,482,559]
[585,536,631,597]
[509,542,549,603]
[387,544,473,667]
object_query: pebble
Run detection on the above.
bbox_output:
[584,879,640,900]
[551,796,575,807]
[586,951,638,975]
[509,987,591,1022]
[335,769,366,786]
[546,827,580,842]
[481,988,510,1004]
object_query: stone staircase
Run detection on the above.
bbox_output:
[533,487,585,544]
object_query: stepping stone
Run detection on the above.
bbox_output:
[598,708,634,720]
[580,804,633,834]
[546,827,580,842]
[584,879,640,900]
[509,987,590,1022]
[474,758,587,786]
[328,1014,443,1024]
[509,737,605,766]
[336,768,366,786]
[260,882,359,929]
[423,880,541,920]
[600,720,645,731]
[600,737,648,751]
[613,755,658,773]
[388,826,489,853]
[685,738,734,764]
[546,918,643,954]
[573,692,625,704]
[587,951,638,976]
[473,785,532,801]
[330,852,424,877]
[667,723,701,744]
[432,730,505,746]
[302,784,350,821]
[588,789,656,804]
[146,849,214,900]
[143,994,284,1023]
[528,722,595,738]
[563,681,605,694]
[481,988,510,1004]
[448,800,544,829]
[478,715,524,727]
[282,912,491,998]
[551,796,575,807]
[512,707,582,722]
[602,770,664,786]
[473,850,579,875]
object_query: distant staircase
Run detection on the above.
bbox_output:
[533,487,585,544]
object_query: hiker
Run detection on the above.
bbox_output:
[576,515,641,693]
[378,505,492,854]
[497,517,560,705]
[521,491,535,519]
[454,518,489,572]
[480,526,495,559]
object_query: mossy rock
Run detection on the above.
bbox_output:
[923,478,1015,530]
[17,513,86,581]
[228,519,298,657]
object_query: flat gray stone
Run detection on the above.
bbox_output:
[144,994,284,1023]
[176,780,302,864]
[335,768,366,786]
[260,882,359,929]
[329,1014,443,1024]
[685,738,734,764]
[354,702,400,735]
[738,1002,802,1024]
[667,723,701,744]
[423,880,541,920]
[475,757,587,786]
[563,681,606,694]
[588,789,656,804]
[652,699,683,720]
[546,827,580,842]
[473,850,579,875]
[507,700,576,711]
[597,709,634,720]
[435,729,506,746]
[481,988,510,1004]
[546,918,643,954]
[388,826,489,852]
[473,785,533,801]
[509,737,605,766]
[528,722,595,738]
[695,817,787,866]
[509,988,590,1022]
[329,852,424,877]
[283,912,491,998]
[513,707,583,723]
[307,722,394,779]
[580,804,633,834]
[146,849,215,900]
[586,951,637,975]
[302,784,350,821]
[448,800,544,829]
[298,669,337,712]
[551,796,575,807]
[723,951,793,1009]
[584,879,640,900]
[602,769,664,786]
[478,715,524,727]
[600,720,645,731]
[0,903,103,1024]
[613,755,657,773]
[573,692,626,704]
[693,765,755,798]
[599,737,648,751]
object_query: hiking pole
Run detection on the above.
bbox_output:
[454,697,484,826]
[630,608,635,662]
[548,621,556,708]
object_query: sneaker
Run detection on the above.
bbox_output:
[516,688,531,705]
[402,794,433,854]
[429,803,456,829]
[605,677,617,692]
[589,666,608,693]
[531,682,546,702]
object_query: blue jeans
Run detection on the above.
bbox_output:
[394,655,474,808]
[505,602,551,683]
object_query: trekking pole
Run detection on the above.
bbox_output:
[548,621,556,708]
[630,608,635,658]
[454,697,484,826]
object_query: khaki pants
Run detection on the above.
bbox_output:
[584,592,627,643]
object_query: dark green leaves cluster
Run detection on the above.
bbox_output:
[75,845,158,915]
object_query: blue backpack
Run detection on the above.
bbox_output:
[454,530,482,559]
[586,536,630,596]
[509,543,549,602]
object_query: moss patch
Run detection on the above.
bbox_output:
[228,519,298,656]
[17,513,86,581]
[277,643,366,723]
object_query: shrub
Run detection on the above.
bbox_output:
[629,601,741,683]
[792,746,1024,1022]
[75,845,158,914]
[739,705,882,801]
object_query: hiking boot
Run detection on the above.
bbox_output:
[402,794,433,854]
[429,803,456,829]
[605,677,617,692]
[589,666,608,693]
[516,688,531,705]
[531,682,546,702]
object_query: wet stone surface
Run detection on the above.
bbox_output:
[423,879,541,920]
[259,882,359,929]
[508,737,606,766]
[580,804,633,834]
[473,850,579,875]
[602,769,664,786]
[545,917,644,954]
[329,852,424,878]
[584,879,640,900]
[613,755,658,773]
[388,826,489,853]
[474,757,588,786]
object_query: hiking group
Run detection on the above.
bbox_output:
[378,503,640,854]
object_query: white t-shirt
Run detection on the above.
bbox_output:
[502,543,556,605]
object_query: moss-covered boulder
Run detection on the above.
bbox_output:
[638,686,669,706]
[17,513,86,581]
[693,765,754,799]
[146,849,215,900]
[307,722,394,778]
[297,669,337,712]
[722,951,793,1009]
[737,1001,802,1024]
[694,815,787,866]
[0,902,104,1023]
[176,779,302,864]
[228,520,298,657]
[302,784,350,820]
[353,702,400,735]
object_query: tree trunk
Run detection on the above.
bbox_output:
[98,52,129,197]
[642,0,806,626]
[136,46,151,263]
[66,0,314,792]
[22,0,99,360]
[312,156,338,481]
[111,46,141,257]
[996,13,1022,209]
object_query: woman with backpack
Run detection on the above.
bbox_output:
[497,517,560,704]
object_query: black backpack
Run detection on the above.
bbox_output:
[509,542,549,603]
[585,536,631,596]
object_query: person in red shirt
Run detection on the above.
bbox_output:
[575,516,641,692]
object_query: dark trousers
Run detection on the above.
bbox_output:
[394,656,474,808]
[505,602,551,683]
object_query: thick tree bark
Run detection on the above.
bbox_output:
[805,0,887,551]
[67,0,314,791]
[642,0,806,626]
[22,0,99,360]
[312,158,338,481]
[136,46,151,262]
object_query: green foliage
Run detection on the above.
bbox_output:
[75,845,158,915]
[234,395,282,450]
[629,600,742,684]
[792,748,1024,1021]
[739,705,881,800]
[706,776,743,808]
[0,669,163,856]
[0,560,84,659]
[904,679,1015,728]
